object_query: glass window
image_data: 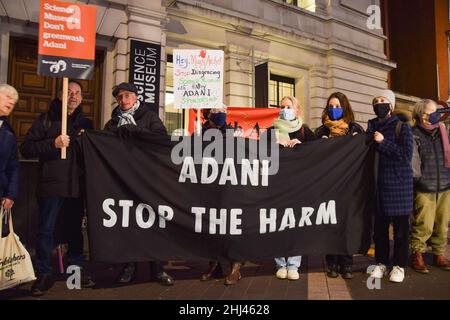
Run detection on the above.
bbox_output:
[165,54,185,134]
[269,74,295,107]
[282,0,316,12]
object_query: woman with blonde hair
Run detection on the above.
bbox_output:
[272,96,315,281]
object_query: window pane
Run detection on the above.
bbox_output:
[269,75,295,107]
[298,0,316,12]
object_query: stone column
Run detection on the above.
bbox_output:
[308,66,328,129]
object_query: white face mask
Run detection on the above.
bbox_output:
[280,108,296,121]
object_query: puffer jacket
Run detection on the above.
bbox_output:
[413,126,450,193]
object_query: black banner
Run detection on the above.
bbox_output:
[37,55,94,80]
[80,132,376,263]
[129,39,161,113]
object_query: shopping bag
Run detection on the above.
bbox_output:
[0,207,36,291]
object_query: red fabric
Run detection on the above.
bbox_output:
[188,107,280,139]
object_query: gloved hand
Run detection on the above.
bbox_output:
[117,124,138,139]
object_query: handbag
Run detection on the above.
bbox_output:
[0,207,36,291]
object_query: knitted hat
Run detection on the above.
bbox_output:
[374,89,396,110]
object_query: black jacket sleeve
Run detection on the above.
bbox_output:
[303,125,316,142]
[146,112,168,135]
[314,125,329,139]
[20,115,57,159]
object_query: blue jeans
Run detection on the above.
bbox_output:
[275,256,302,271]
[35,197,85,276]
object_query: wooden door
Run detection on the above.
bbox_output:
[7,37,104,145]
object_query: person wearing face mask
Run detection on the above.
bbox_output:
[263,96,315,149]
[315,92,364,139]
[269,96,315,281]
[410,99,450,273]
[0,84,19,212]
[199,107,244,285]
[202,108,232,134]
[314,92,364,280]
[366,89,413,283]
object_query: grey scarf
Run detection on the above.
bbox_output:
[117,101,140,127]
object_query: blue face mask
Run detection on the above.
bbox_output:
[280,108,296,121]
[428,112,441,124]
[327,107,344,121]
[209,112,226,126]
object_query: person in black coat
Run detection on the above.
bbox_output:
[366,90,413,284]
[20,80,94,296]
[314,92,365,280]
[0,84,19,210]
[104,82,173,287]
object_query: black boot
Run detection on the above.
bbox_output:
[326,264,339,278]
[200,261,223,281]
[340,265,354,280]
[31,274,53,297]
[117,262,136,284]
[150,261,174,286]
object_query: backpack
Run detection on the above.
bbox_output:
[395,121,421,180]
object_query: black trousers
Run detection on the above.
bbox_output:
[326,254,353,268]
[374,214,410,268]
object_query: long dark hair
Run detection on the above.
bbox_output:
[321,92,355,124]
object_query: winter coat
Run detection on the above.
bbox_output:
[0,117,19,200]
[20,99,93,198]
[412,126,450,193]
[367,115,413,216]
[104,103,167,136]
[314,122,365,138]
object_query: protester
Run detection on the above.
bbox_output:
[104,82,173,286]
[0,84,20,211]
[271,96,315,280]
[20,80,95,296]
[410,99,450,273]
[199,107,244,285]
[315,92,364,280]
[366,89,413,283]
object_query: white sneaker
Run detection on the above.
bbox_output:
[276,267,287,279]
[369,264,387,279]
[287,269,299,280]
[389,266,405,283]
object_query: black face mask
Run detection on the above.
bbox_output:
[373,103,391,119]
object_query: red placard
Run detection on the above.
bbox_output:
[38,0,96,79]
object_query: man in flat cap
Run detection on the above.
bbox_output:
[104,82,173,286]
[105,82,167,136]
